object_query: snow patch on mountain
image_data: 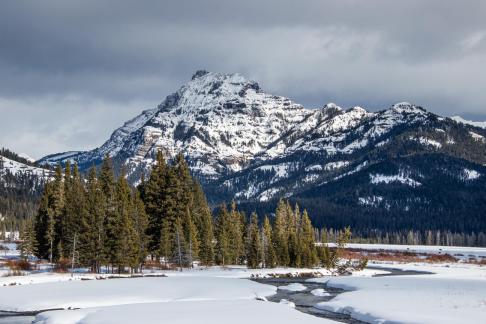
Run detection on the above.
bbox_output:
[410,136,442,149]
[370,173,421,187]
[451,116,486,129]
[463,169,480,180]
[0,155,52,180]
[358,196,384,207]
[469,131,485,142]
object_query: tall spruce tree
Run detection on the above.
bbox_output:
[51,164,65,260]
[262,215,276,268]
[20,218,37,260]
[131,190,149,271]
[144,151,168,255]
[215,205,231,266]
[79,166,106,272]
[191,182,214,266]
[246,212,260,269]
[34,182,52,260]
[114,172,138,273]
[63,164,86,258]
[300,210,318,267]
[273,199,290,266]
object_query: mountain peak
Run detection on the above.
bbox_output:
[191,70,210,80]
[389,102,427,115]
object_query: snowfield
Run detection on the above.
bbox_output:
[310,262,486,324]
[0,267,338,324]
[34,299,331,324]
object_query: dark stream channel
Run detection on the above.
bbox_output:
[252,266,432,324]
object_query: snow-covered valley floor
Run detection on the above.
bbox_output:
[1,243,486,323]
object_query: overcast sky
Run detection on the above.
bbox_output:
[1,0,485,159]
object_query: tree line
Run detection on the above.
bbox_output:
[26,152,345,272]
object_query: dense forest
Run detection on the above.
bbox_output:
[24,152,361,272]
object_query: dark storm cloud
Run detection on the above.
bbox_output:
[1,0,485,158]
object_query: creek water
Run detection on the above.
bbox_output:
[252,266,432,323]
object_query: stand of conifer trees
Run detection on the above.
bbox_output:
[31,152,325,272]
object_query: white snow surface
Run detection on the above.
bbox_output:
[0,155,52,180]
[311,262,486,324]
[278,282,307,291]
[463,168,481,180]
[370,173,421,187]
[0,267,339,324]
[310,288,331,297]
[451,116,486,129]
[410,136,442,149]
[469,131,485,141]
[34,299,331,324]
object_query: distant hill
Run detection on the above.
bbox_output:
[0,148,53,220]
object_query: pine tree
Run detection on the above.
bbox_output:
[159,164,183,263]
[34,182,51,260]
[191,182,214,266]
[246,212,261,269]
[79,166,106,273]
[63,163,86,258]
[215,205,230,266]
[144,151,168,255]
[115,172,138,273]
[300,210,318,267]
[182,206,198,266]
[287,202,301,267]
[20,218,37,260]
[262,215,276,268]
[273,199,289,266]
[228,201,245,264]
[131,190,149,271]
[51,164,65,261]
[100,156,119,272]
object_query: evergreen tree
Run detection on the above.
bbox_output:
[215,205,231,266]
[273,199,289,266]
[191,182,214,266]
[63,163,86,258]
[131,190,149,271]
[228,201,245,264]
[144,151,168,255]
[34,182,51,260]
[79,166,106,273]
[246,212,261,269]
[51,164,65,260]
[114,172,138,273]
[20,218,37,260]
[300,210,318,267]
[261,215,276,268]
[182,206,198,266]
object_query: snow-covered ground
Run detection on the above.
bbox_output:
[311,262,486,324]
[1,242,486,323]
[0,267,340,324]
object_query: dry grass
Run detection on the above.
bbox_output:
[6,259,32,271]
[340,248,459,263]
[143,260,178,271]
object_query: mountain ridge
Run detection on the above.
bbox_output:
[37,71,486,233]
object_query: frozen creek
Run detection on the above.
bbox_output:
[252,267,431,324]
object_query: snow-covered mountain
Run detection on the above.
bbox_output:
[450,116,486,129]
[0,155,52,180]
[1,151,53,220]
[38,71,486,232]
